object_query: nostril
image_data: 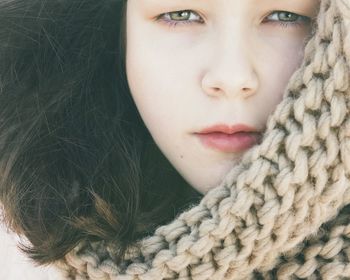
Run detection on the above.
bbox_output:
[242,87,256,97]
[207,87,222,96]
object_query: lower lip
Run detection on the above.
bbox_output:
[195,132,261,153]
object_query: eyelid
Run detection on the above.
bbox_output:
[155,9,312,29]
[156,10,204,23]
[264,11,310,23]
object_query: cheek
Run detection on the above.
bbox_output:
[255,36,307,119]
[126,24,197,129]
[126,39,186,140]
[262,35,306,91]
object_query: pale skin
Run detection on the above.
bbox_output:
[0,2,322,279]
[126,0,320,194]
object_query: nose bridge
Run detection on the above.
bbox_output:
[202,19,259,98]
[219,21,251,66]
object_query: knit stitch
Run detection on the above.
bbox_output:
[57,0,350,279]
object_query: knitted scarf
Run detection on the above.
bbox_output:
[56,0,350,278]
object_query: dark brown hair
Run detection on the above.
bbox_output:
[0,0,202,265]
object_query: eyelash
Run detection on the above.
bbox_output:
[156,10,311,29]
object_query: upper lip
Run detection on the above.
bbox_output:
[195,123,259,134]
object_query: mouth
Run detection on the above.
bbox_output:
[193,123,262,153]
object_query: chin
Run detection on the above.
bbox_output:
[191,182,219,195]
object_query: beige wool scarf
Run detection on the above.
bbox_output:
[56,0,350,279]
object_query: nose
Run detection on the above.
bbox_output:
[201,28,259,99]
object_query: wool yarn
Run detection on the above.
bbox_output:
[57,0,350,279]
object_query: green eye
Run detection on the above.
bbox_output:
[265,10,311,28]
[277,12,300,22]
[169,11,191,21]
[156,10,204,28]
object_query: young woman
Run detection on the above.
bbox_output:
[1,0,349,279]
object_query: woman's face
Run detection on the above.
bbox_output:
[126,0,319,194]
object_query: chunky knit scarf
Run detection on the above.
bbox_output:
[55,0,350,279]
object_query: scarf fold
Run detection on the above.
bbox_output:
[57,0,350,278]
